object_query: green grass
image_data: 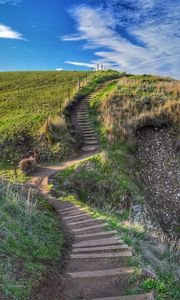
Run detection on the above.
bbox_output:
[55,194,180,300]
[52,76,180,299]
[0,70,121,178]
[94,75,180,142]
[0,181,64,300]
[0,71,87,142]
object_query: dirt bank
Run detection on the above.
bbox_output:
[136,126,180,238]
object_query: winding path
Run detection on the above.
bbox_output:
[30,91,154,300]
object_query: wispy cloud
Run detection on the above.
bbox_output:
[0,0,21,5]
[0,24,24,39]
[63,0,180,78]
[65,60,96,68]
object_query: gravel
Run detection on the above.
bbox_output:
[136,126,180,237]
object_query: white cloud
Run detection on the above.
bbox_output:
[0,0,21,5]
[61,34,86,41]
[56,68,63,71]
[0,24,24,39]
[63,1,180,78]
[65,61,96,68]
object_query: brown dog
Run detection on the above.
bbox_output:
[19,152,38,174]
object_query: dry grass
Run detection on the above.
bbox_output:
[99,76,180,142]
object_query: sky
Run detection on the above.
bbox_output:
[0,0,180,78]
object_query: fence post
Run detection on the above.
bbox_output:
[60,101,62,115]
[67,87,71,102]
[77,78,81,89]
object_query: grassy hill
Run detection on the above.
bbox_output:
[53,74,180,299]
[0,71,87,165]
[0,70,120,178]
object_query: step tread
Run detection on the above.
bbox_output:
[73,237,123,248]
[72,223,108,233]
[72,245,130,253]
[60,209,84,216]
[75,230,117,238]
[67,267,134,279]
[70,251,132,259]
[68,218,102,226]
[82,145,99,151]
[83,141,98,145]
[63,213,88,220]
[89,293,154,300]
[58,206,78,212]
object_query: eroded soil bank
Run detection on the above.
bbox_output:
[136,126,180,238]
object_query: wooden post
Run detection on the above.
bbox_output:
[77,78,81,89]
[60,101,62,115]
[67,87,70,102]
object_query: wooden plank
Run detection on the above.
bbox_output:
[58,206,79,213]
[60,209,84,216]
[75,230,117,239]
[70,251,132,259]
[68,218,103,226]
[72,245,130,253]
[63,213,88,220]
[67,267,134,279]
[73,237,123,248]
[72,223,108,233]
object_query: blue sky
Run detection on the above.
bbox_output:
[0,0,180,78]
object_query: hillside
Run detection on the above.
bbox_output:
[52,74,179,299]
[0,70,120,178]
[0,72,179,299]
[0,71,87,165]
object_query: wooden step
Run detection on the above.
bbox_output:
[63,213,88,220]
[67,267,134,279]
[70,251,132,259]
[68,218,102,226]
[80,128,94,131]
[83,137,98,141]
[72,244,130,253]
[60,208,84,216]
[58,206,78,213]
[82,145,99,151]
[75,230,117,239]
[78,120,90,124]
[83,140,98,145]
[72,223,108,233]
[73,237,123,248]
[78,118,89,121]
[90,294,154,300]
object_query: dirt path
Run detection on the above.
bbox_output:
[30,150,98,192]
[30,92,154,300]
[136,126,180,237]
[31,198,153,300]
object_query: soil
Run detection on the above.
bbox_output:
[136,126,180,237]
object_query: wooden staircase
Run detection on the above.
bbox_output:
[75,92,99,152]
[55,202,155,300]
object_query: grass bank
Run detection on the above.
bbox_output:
[53,74,180,299]
[0,70,120,181]
[0,181,64,300]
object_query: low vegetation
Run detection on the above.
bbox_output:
[0,70,120,180]
[53,74,180,299]
[0,181,64,300]
[92,75,180,142]
[55,194,179,300]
